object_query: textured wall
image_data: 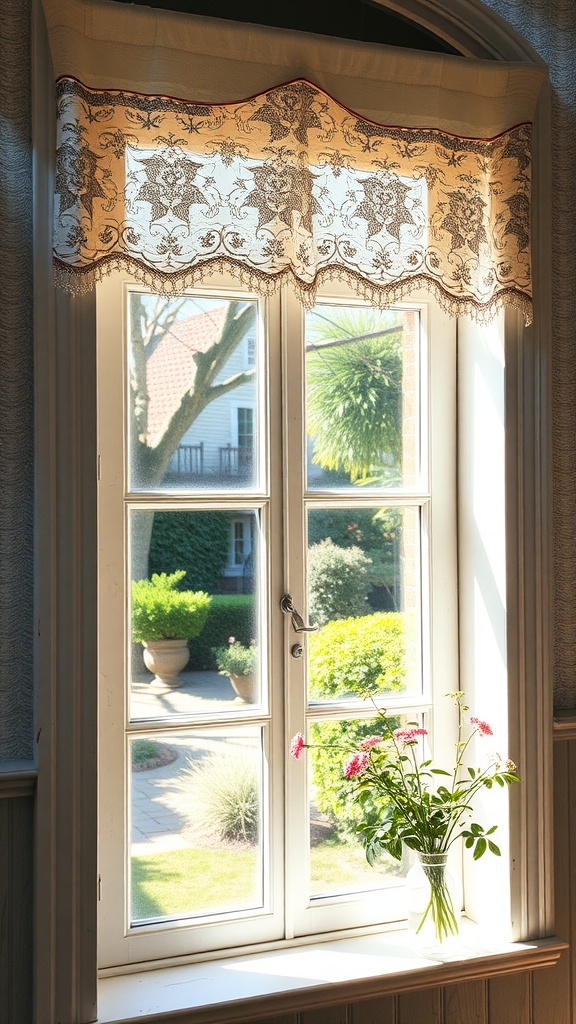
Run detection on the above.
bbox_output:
[0,0,34,761]
[478,0,576,706]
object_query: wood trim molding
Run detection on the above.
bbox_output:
[0,766,36,799]
[371,0,545,60]
[553,710,576,741]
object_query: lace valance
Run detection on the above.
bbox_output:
[54,76,534,322]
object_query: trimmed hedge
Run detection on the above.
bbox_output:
[308,611,405,699]
[149,511,230,593]
[187,594,255,670]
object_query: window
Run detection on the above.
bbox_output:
[33,2,555,1017]
[97,272,457,968]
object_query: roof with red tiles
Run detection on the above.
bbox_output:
[145,305,227,445]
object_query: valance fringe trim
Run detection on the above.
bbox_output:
[53,255,532,325]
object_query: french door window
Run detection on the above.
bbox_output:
[97,272,456,968]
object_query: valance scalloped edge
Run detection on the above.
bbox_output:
[53,255,532,325]
[52,76,535,325]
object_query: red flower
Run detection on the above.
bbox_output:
[290,733,305,759]
[360,735,384,750]
[470,716,493,737]
[343,751,370,777]
[394,726,427,745]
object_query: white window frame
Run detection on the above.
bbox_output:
[32,0,555,1019]
[96,271,457,967]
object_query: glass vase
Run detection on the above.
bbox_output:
[406,851,460,952]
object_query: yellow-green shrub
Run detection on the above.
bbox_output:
[308,612,405,699]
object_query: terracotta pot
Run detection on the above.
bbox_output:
[142,639,189,687]
[229,672,258,704]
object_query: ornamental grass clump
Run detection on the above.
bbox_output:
[176,750,259,844]
[131,570,211,642]
[290,692,519,942]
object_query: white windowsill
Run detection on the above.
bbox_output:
[97,920,566,1024]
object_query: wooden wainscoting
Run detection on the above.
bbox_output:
[0,769,35,1024]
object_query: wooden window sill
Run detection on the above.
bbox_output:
[97,921,566,1024]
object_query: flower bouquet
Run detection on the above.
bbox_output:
[290,692,519,944]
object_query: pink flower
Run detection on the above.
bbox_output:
[361,735,384,750]
[470,716,493,737]
[290,733,305,759]
[394,727,427,745]
[343,751,370,777]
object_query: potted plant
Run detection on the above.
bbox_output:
[132,570,211,687]
[213,637,258,703]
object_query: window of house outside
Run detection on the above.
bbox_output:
[96,272,459,968]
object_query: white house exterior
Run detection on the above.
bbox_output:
[145,303,257,588]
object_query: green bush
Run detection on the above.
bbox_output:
[308,508,402,611]
[308,612,405,699]
[187,595,255,670]
[131,738,160,764]
[213,639,256,676]
[176,751,259,843]
[132,571,211,642]
[308,540,372,627]
[308,508,387,550]
[149,511,231,592]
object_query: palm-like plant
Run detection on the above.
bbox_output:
[305,308,403,483]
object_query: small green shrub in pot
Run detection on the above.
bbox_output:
[131,570,211,642]
[213,638,256,677]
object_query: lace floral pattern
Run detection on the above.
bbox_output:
[53,78,533,322]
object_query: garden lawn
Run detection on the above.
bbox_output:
[132,846,258,920]
[132,840,400,919]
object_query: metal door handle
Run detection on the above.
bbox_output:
[280,593,318,633]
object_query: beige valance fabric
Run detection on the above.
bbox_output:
[42,0,546,322]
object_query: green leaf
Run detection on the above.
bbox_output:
[488,841,501,856]
[473,837,487,860]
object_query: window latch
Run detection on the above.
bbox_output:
[280,593,318,633]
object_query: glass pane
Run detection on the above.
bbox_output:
[305,304,419,491]
[130,728,264,924]
[306,506,420,701]
[129,509,261,720]
[308,717,410,898]
[128,292,260,492]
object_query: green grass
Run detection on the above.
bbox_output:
[310,837,399,891]
[132,846,259,920]
[132,839,401,920]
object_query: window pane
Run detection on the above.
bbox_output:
[128,292,260,492]
[305,305,419,491]
[130,508,261,720]
[307,717,409,898]
[306,506,420,701]
[130,728,265,924]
